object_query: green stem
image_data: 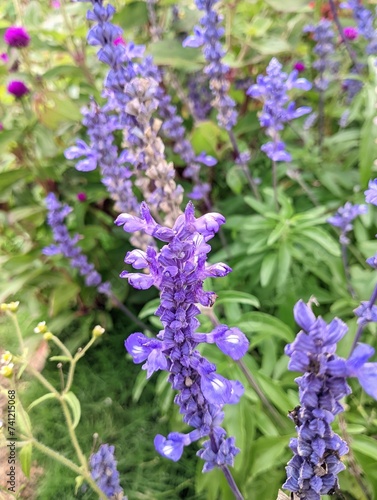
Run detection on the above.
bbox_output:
[8,312,25,355]
[52,335,73,361]
[63,337,96,394]
[26,365,60,397]
[28,439,107,500]
[60,398,88,469]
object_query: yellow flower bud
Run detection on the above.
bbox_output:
[92,325,105,337]
[1,352,12,365]
[43,332,53,341]
[0,303,9,311]
[8,301,20,313]
[34,321,48,334]
[0,364,14,378]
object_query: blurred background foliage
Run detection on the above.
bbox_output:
[1,0,377,499]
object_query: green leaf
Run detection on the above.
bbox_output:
[148,40,202,71]
[265,0,309,11]
[226,166,244,194]
[260,252,277,287]
[139,298,160,319]
[237,312,294,342]
[191,121,223,157]
[28,392,56,411]
[359,117,377,187]
[19,443,32,479]
[267,222,287,246]
[249,37,291,55]
[114,1,148,29]
[276,242,292,288]
[0,169,32,191]
[244,196,268,215]
[300,228,341,257]
[352,435,377,460]
[49,355,72,362]
[249,436,289,477]
[49,283,80,316]
[132,370,149,402]
[63,392,81,429]
[215,290,260,308]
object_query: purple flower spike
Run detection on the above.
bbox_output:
[365,179,377,205]
[328,202,367,245]
[4,26,30,48]
[248,57,311,163]
[43,193,111,295]
[120,202,247,470]
[90,444,124,498]
[284,302,351,498]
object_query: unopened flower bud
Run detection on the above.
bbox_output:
[44,332,53,341]
[0,364,14,378]
[92,325,105,337]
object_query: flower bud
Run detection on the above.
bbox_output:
[92,325,105,337]
[34,321,48,334]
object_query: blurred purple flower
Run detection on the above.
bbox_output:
[343,26,358,40]
[77,192,87,202]
[0,53,9,63]
[7,80,29,98]
[327,202,367,244]
[4,26,30,48]
[294,61,306,72]
[90,444,123,498]
[365,178,377,205]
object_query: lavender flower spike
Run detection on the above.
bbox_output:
[283,301,350,499]
[283,300,377,499]
[327,202,367,244]
[304,20,338,91]
[183,0,237,131]
[365,178,377,205]
[43,193,111,295]
[117,202,248,479]
[90,444,126,499]
[247,57,312,163]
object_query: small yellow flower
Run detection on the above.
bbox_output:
[1,352,12,365]
[8,301,20,313]
[92,325,105,337]
[43,332,53,341]
[34,321,48,334]
[0,364,14,378]
[0,303,9,311]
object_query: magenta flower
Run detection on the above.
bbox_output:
[0,53,9,64]
[7,80,29,98]
[4,26,30,48]
[0,123,4,131]
[294,61,306,72]
[77,192,87,202]
[113,36,126,46]
[343,26,358,40]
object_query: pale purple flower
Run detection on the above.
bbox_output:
[365,178,377,205]
[90,444,124,498]
[327,202,367,244]
[43,193,111,295]
[283,300,377,498]
[117,202,248,470]
[247,57,311,162]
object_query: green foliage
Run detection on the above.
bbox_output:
[1,0,377,499]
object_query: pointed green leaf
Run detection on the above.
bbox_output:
[28,392,57,411]
[260,253,277,287]
[63,391,81,429]
[20,443,32,478]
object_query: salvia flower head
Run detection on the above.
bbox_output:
[116,202,248,470]
[283,301,377,499]
[247,57,312,162]
[4,26,30,48]
[183,0,238,130]
[7,80,29,98]
[304,19,338,91]
[90,444,124,498]
[365,178,377,205]
[43,193,111,295]
[327,202,367,244]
